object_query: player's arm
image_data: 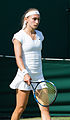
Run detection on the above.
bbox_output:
[13,39,25,71]
[13,39,32,85]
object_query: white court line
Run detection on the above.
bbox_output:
[0,55,15,58]
[0,55,70,61]
[42,58,70,61]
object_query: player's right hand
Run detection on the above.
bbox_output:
[24,74,32,85]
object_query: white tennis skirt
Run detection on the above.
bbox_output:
[9,69,45,91]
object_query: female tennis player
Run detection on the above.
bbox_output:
[10,8,51,120]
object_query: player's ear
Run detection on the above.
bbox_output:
[24,17,27,20]
[24,17,28,23]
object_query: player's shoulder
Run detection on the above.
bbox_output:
[35,30,43,35]
[14,29,23,36]
[12,29,25,43]
[36,30,44,41]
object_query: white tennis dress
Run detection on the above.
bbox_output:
[10,29,45,90]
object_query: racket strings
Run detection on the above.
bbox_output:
[47,83,56,102]
[35,82,57,106]
[35,88,49,105]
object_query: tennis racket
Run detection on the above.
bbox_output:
[30,80,57,107]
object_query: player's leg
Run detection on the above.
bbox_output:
[38,104,51,120]
[11,89,30,120]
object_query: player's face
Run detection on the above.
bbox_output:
[27,14,40,29]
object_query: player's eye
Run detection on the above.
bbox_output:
[32,18,40,21]
[33,18,37,21]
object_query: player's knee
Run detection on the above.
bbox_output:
[16,106,25,115]
[39,106,49,113]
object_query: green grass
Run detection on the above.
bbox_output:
[20,117,70,120]
[52,117,70,120]
[20,118,40,120]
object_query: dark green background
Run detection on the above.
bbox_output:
[0,0,70,58]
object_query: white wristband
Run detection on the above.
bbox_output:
[22,69,29,76]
